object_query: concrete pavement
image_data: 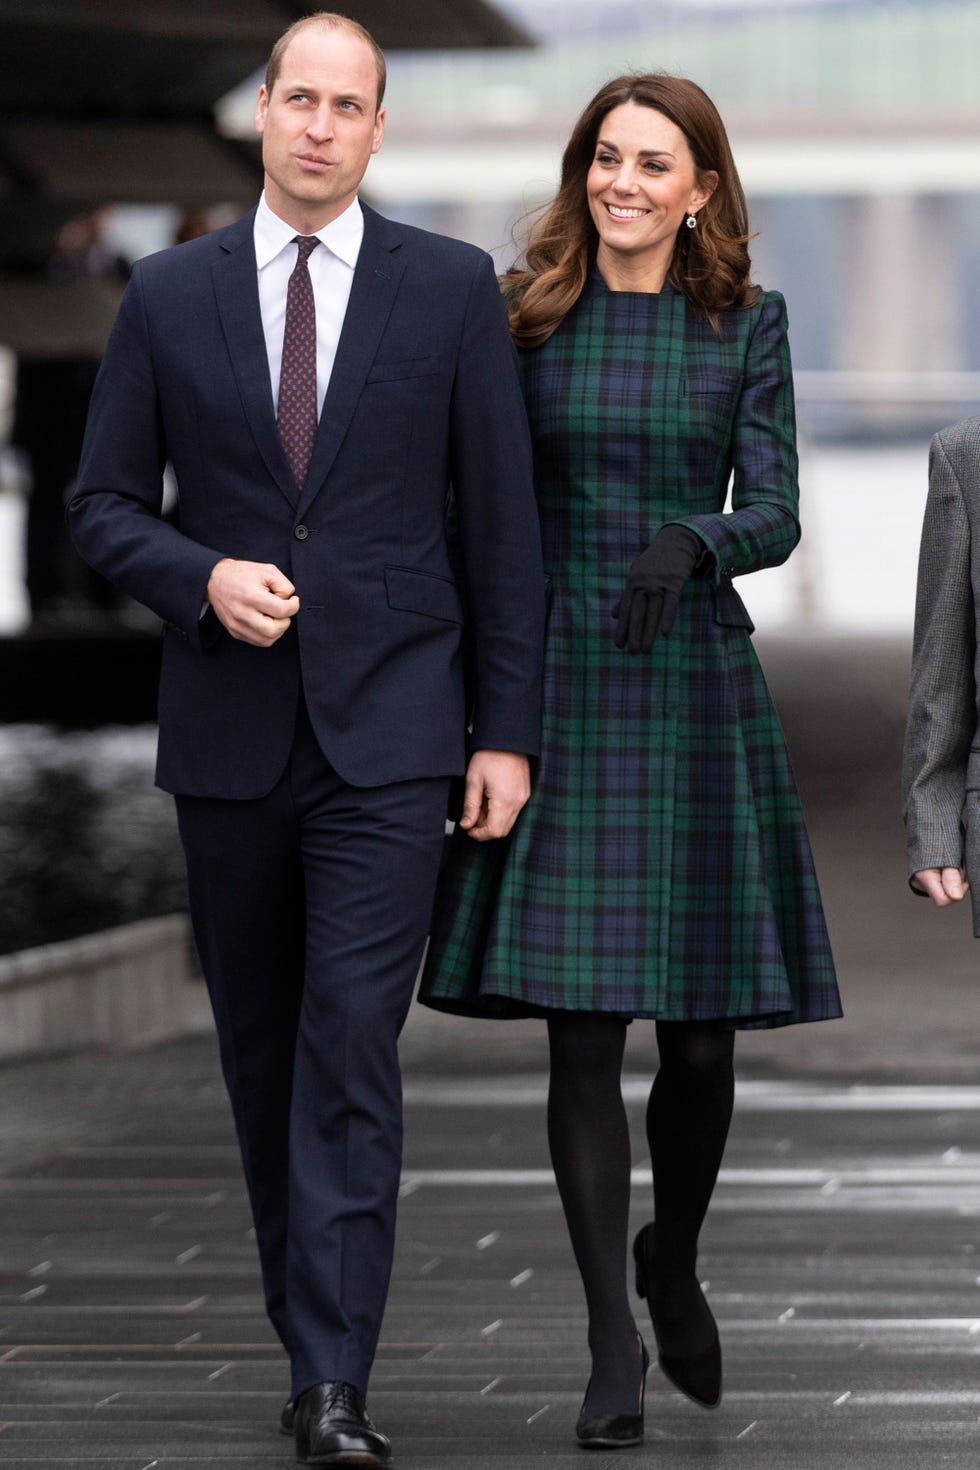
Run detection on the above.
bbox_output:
[0,1027,978,1468]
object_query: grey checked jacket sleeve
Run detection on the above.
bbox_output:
[902,428,978,878]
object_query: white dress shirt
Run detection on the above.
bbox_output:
[253,191,364,419]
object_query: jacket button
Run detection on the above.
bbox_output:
[294,524,310,541]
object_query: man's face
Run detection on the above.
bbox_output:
[255,25,385,231]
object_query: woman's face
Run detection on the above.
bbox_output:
[586,102,715,279]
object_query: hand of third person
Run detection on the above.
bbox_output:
[459,750,532,841]
[207,558,300,647]
[910,866,970,907]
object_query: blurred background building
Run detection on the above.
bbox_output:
[4,0,980,636]
[3,0,979,635]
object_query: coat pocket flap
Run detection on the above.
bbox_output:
[713,580,755,631]
[385,565,463,624]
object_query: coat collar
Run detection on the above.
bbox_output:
[253,191,364,271]
[212,208,295,507]
[297,203,405,516]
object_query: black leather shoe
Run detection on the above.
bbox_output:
[280,1398,295,1435]
[294,1381,391,1465]
[633,1223,722,1410]
[575,1335,649,1449]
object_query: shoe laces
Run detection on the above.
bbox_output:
[322,1381,367,1419]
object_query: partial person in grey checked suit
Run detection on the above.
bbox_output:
[903,415,980,917]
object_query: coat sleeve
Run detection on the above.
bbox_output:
[67,262,225,649]
[670,291,801,580]
[902,431,977,876]
[449,253,545,757]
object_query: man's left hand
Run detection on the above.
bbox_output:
[459,750,531,841]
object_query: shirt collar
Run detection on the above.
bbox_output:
[254,191,364,270]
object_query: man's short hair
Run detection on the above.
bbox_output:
[265,11,387,109]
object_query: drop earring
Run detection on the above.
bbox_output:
[685,213,698,230]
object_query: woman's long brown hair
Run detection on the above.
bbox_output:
[504,73,761,347]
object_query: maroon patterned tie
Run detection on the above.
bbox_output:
[277,234,320,491]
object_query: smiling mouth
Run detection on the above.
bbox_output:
[604,203,650,220]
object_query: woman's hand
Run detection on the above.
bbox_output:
[612,524,705,654]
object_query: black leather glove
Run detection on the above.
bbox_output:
[612,525,706,654]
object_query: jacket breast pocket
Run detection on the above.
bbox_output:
[682,367,741,431]
[366,355,444,384]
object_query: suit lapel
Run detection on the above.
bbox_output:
[297,205,406,517]
[211,210,298,509]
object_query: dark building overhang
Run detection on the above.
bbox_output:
[0,0,533,344]
[0,0,532,121]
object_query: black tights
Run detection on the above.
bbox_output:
[547,1013,735,1417]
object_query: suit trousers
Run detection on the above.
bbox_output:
[175,696,451,1398]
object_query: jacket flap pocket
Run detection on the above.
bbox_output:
[385,565,463,624]
[713,580,754,631]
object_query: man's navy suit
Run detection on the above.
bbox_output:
[69,204,544,1396]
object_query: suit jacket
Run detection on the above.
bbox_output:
[69,205,545,797]
[903,415,980,933]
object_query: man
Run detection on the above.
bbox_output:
[69,14,544,1465]
[903,417,979,919]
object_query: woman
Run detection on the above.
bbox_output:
[421,74,841,1448]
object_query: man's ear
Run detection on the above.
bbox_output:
[255,84,269,137]
[371,106,386,156]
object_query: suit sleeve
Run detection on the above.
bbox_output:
[671,291,801,579]
[902,432,977,876]
[68,263,225,648]
[449,253,545,757]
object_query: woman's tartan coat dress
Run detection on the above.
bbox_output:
[421,273,840,1027]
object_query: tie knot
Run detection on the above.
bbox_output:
[292,234,320,263]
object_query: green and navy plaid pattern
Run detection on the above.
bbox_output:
[421,276,840,1026]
